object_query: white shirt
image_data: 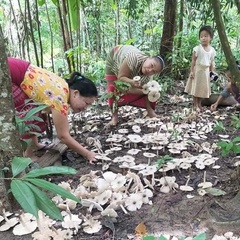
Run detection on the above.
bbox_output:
[194,44,216,67]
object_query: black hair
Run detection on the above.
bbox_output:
[153,55,165,69]
[66,72,98,97]
[199,25,214,39]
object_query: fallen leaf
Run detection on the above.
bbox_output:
[204,187,226,196]
[135,222,146,236]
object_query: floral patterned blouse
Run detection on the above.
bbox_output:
[20,65,69,116]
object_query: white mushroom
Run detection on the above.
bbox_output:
[125,193,143,211]
[101,207,118,218]
[198,171,213,189]
[0,210,19,231]
[148,91,160,102]
[132,125,141,133]
[94,189,112,205]
[133,76,141,81]
[13,219,37,236]
[179,177,194,192]
[82,215,102,234]
[143,152,156,165]
[142,84,150,94]
[81,199,103,212]
[147,80,161,91]
[159,176,179,193]
[61,212,82,231]
[127,148,141,155]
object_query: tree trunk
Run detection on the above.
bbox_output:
[160,0,177,71]
[0,27,23,214]
[26,0,39,65]
[45,1,55,72]
[211,0,240,84]
[34,0,44,68]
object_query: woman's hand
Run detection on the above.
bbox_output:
[210,103,218,112]
[189,71,194,80]
[131,79,141,88]
[84,150,97,164]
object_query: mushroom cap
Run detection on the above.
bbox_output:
[179,185,194,191]
[142,84,150,94]
[148,91,160,102]
[143,152,156,158]
[13,221,37,235]
[0,217,19,231]
[198,181,213,189]
[81,199,103,211]
[133,76,141,81]
[160,185,171,193]
[101,208,118,218]
[147,80,161,91]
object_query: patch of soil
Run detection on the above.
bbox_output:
[2,94,240,240]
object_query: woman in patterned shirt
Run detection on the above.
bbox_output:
[105,45,165,126]
[9,57,98,163]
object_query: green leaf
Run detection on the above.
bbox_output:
[232,136,240,143]
[24,166,78,178]
[37,0,45,6]
[143,236,156,240]
[226,142,233,151]
[12,157,32,177]
[192,233,206,240]
[26,178,80,203]
[68,0,80,31]
[50,0,59,6]
[24,181,63,220]
[159,235,168,240]
[10,180,38,217]
[25,105,47,120]
[204,187,227,196]
[29,115,44,122]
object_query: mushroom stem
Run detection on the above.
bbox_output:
[2,209,9,223]
[36,217,45,233]
[151,174,155,186]
[203,171,206,183]
[51,225,58,235]
[120,204,128,214]
[185,176,190,186]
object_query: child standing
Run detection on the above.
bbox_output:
[185,25,216,112]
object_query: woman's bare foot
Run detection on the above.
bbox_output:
[108,118,118,126]
[107,111,118,126]
[147,108,158,118]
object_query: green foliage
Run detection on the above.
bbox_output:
[217,137,240,156]
[213,121,226,132]
[7,156,80,220]
[156,155,173,169]
[158,76,175,95]
[15,102,48,150]
[230,114,240,129]
[15,102,47,137]
[170,30,199,79]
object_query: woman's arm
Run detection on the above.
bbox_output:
[210,83,231,111]
[118,60,140,87]
[189,51,197,79]
[51,109,96,164]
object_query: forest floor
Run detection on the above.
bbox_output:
[1,79,240,240]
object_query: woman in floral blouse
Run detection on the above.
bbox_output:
[9,57,98,163]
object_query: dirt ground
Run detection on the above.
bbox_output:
[1,81,240,240]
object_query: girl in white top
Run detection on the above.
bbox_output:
[185,25,216,112]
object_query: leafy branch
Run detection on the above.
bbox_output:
[2,157,79,221]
